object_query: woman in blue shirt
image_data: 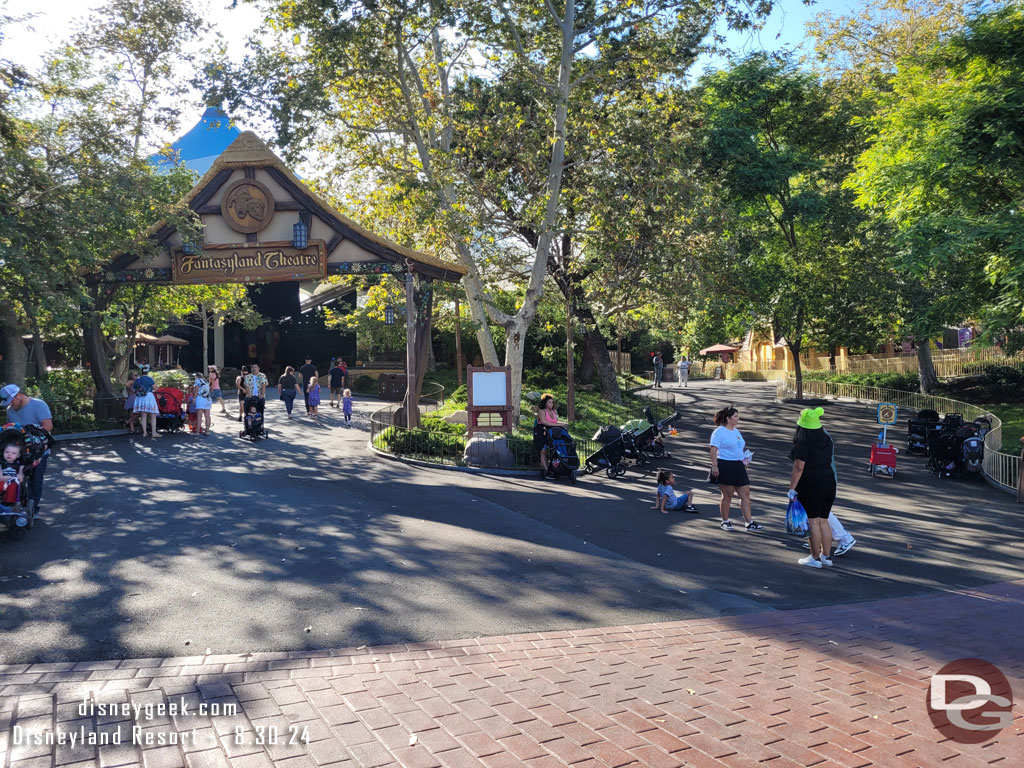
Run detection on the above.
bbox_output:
[132,364,159,438]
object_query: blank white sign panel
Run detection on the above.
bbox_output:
[471,372,507,407]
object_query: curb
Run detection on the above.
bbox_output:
[366,441,538,477]
[53,428,129,442]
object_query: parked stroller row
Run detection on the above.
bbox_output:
[584,408,679,479]
[531,407,680,485]
[906,409,990,480]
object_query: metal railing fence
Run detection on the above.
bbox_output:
[776,376,1019,494]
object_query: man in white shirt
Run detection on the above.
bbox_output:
[676,357,691,387]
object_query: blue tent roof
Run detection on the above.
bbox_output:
[149,107,242,176]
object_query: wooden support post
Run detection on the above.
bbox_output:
[455,297,463,387]
[405,271,420,428]
[566,294,575,423]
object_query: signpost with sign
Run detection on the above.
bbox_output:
[869,402,899,479]
[877,402,898,443]
[466,364,513,434]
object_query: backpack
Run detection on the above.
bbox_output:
[134,379,150,397]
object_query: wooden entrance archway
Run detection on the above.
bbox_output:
[87,131,466,427]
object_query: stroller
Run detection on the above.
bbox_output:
[239,396,268,440]
[930,431,961,478]
[907,409,940,455]
[542,426,580,483]
[641,405,681,458]
[622,419,665,461]
[961,433,985,475]
[586,425,628,478]
[154,388,187,433]
[0,423,50,539]
[584,437,629,478]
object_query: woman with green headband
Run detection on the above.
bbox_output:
[788,407,838,568]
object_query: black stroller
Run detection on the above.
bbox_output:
[907,408,940,455]
[0,423,50,539]
[543,426,580,484]
[239,396,269,440]
[584,437,629,478]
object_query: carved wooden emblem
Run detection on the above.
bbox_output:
[220,178,275,234]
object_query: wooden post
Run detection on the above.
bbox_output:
[405,271,419,428]
[566,294,575,423]
[455,297,463,387]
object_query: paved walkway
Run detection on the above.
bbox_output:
[2,580,1022,767]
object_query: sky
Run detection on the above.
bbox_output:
[0,0,857,146]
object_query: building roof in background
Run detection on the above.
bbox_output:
[148,107,241,176]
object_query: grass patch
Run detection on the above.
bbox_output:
[420,371,670,441]
[988,403,1024,452]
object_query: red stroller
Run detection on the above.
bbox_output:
[154,388,187,433]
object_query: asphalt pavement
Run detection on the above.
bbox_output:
[1,380,1021,664]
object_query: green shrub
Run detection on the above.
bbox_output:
[153,371,191,391]
[24,369,98,433]
[449,384,467,405]
[800,370,920,391]
[353,374,376,393]
[377,418,465,458]
[729,371,767,381]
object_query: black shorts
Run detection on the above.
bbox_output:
[796,479,836,519]
[238,392,247,401]
[716,459,749,487]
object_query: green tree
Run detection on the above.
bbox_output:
[698,53,865,397]
[162,284,263,371]
[846,5,1023,390]
[206,0,776,418]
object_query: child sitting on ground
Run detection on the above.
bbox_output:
[654,469,698,514]
[1,441,24,505]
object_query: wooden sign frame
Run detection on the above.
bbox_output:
[172,240,326,284]
[466,363,513,434]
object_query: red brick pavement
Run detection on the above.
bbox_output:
[2,581,1022,768]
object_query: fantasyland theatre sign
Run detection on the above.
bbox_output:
[172,242,327,284]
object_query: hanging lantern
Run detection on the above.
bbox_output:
[384,305,395,326]
[292,219,309,249]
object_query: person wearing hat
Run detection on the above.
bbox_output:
[788,407,839,568]
[1,383,54,515]
[132,363,159,438]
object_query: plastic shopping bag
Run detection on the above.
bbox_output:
[785,498,809,537]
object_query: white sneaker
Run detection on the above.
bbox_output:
[819,556,834,567]
[798,555,822,569]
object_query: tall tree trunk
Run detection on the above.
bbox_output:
[82,285,117,398]
[0,302,27,387]
[583,325,620,404]
[790,343,803,400]
[579,341,595,383]
[412,276,434,399]
[21,293,48,382]
[917,341,938,394]
[548,235,621,404]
